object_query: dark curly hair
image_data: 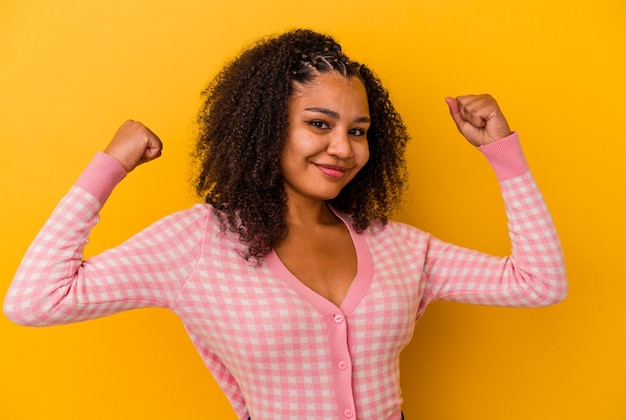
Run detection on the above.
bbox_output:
[192,29,410,261]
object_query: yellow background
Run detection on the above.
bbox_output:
[1,1,624,419]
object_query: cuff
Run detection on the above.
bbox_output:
[75,152,127,204]
[478,132,530,182]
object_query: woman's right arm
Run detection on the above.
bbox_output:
[3,121,206,326]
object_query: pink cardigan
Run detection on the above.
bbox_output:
[4,133,567,420]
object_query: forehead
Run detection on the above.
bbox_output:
[290,72,369,111]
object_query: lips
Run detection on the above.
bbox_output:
[314,163,348,179]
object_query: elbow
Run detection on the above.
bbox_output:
[3,300,28,326]
[510,256,568,307]
[542,284,568,306]
[527,271,568,307]
[4,270,74,327]
[3,298,37,327]
[3,289,54,327]
[554,279,568,304]
[543,267,569,305]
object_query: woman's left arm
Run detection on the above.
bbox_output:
[419,96,567,311]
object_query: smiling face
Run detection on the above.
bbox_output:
[281,72,371,206]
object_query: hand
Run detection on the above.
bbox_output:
[445,94,512,147]
[103,120,163,172]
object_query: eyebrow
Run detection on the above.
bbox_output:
[305,107,371,124]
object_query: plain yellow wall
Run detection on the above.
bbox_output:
[1,1,624,419]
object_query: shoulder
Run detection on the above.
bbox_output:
[359,217,431,248]
[332,207,432,247]
[147,203,224,241]
[170,203,221,229]
[374,218,428,238]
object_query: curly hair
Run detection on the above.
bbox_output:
[192,29,410,261]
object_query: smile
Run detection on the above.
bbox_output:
[314,163,348,179]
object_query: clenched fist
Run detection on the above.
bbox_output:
[445,94,512,147]
[104,120,163,172]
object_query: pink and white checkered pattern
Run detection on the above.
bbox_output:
[4,134,567,420]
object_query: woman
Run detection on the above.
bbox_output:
[4,29,567,419]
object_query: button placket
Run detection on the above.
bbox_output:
[329,310,356,419]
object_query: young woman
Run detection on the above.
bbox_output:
[4,29,567,419]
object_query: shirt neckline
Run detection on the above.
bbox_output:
[265,208,374,316]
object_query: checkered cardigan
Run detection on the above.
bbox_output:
[4,132,567,420]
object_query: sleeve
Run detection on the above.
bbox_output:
[3,153,208,326]
[417,132,567,316]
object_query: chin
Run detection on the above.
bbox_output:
[306,191,341,202]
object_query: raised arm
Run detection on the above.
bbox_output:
[4,122,205,326]
[416,96,567,315]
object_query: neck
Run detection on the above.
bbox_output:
[284,198,339,228]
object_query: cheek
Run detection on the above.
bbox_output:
[355,143,370,168]
[280,135,300,165]
[283,130,315,157]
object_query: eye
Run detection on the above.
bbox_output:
[349,127,367,137]
[308,120,330,130]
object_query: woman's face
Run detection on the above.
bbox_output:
[281,72,370,205]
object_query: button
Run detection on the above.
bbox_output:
[333,314,344,323]
[344,408,354,418]
[338,360,348,370]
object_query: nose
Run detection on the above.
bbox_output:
[326,131,354,159]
